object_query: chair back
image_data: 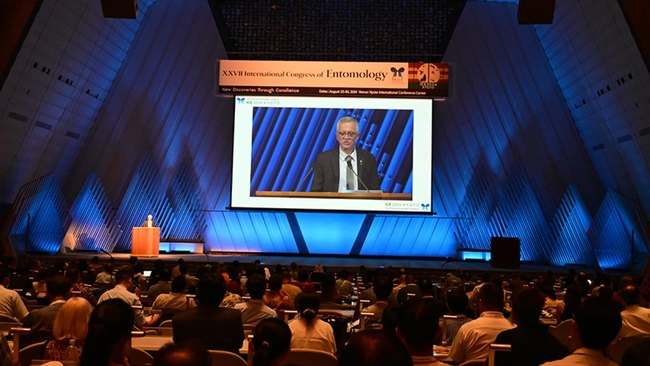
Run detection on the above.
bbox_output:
[606,336,650,364]
[282,349,337,366]
[18,341,46,366]
[487,343,511,366]
[131,347,154,365]
[208,350,247,366]
[548,319,572,349]
[158,319,173,336]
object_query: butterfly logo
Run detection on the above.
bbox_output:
[421,203,430,210]
[390,67,405,78]
[236,97,245,104]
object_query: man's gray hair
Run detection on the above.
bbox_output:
[336,116,359,132]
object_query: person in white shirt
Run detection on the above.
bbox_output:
[234,274,276,325]
[0,268,28,320]
[616,285,650,339]
[98,269,159,328]
[151,275,196,314]
[449,283,515,364]
[541,297,622,366]
[288,292,336,354]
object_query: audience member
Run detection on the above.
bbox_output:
[335,269,355,298]
[359,270,378,306]
[251,318,292,366]
[173,273,245,355]
[281,271,301,304]
[381,305,400,338]
[616,285,650,339]
[147,268,172,301]
[295,268,315,292]
[541,297,622,366]
[319,274,344,309]
[493,288,568,366]
[310,264,326,284]
[0,268,28,320]
[362,276,393,325]
[94,263,115,286]
[80,299,134,366]
[235,274,276,325]
[65,267,96,306]
[442,289,471,345]
[509,273,527,293]
[288,291,336,353]
[443,268,463,291]
[468,273,492,307]
[620,338,650,366]
[539,284,564,320]
[397,275,422,304]
[151,275,196,318]
[263,274,292,311]
[21,273,73,347]
[98,269,159,328]
[289,262,299,281]
[396,299,449,365]
[153,341,211,366]
[449,283,514,364]
[338,329,413,366]
[88,256,102,273]
[171,258,184,278]
[44,297,93,361]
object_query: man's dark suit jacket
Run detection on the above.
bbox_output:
[172,306,245,355]
[20,302,64,348]
[493,323,569,366]
[310,147,380,192]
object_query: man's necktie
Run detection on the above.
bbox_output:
[345,155,354,190]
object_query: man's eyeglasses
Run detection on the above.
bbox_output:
[337,131,358,137]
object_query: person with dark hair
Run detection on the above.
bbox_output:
[98,269,159,328]
[147,268,172,301]
[264,274,292,311]
[319,273,344,309]
[541,297,622,366]
[288,291,336,353]
[0,268,29,320]
[395,299,449,365]
[173,274,245,355]
[281,271,301,305]
[620,338,650,366]
[153,341,211,366]
[616,285,650,339]
[359,270,378,305]
[151,274,196,316]
[171,258,184,278]
[338,329,413,366]
[493,288,568,366]
[88,256,102,273]
[251,318,291,366]
[289,262,299,281]
[295,268,315,292]
[335,269,355,298]
[80,299,134,366]
[20,273,73,347]
[539,284,565,321]
[449,283,514,364]
[65,267,96,306]
[235,274,276,325]
[362,276,393,324]
[443,288,472,345]
[397,274,422,304]
[94,263,115,286]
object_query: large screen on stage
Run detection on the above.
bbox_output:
[230,96,433,213]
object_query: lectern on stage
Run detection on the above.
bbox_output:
[131,227,160,256]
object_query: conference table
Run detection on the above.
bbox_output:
[132,336,249,354]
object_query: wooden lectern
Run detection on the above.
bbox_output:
[131,227,160,256]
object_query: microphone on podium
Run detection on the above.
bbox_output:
[295,165,314,192]
[346,158,370,192]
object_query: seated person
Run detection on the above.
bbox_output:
[362,276,393,325]
[0,268,29,320]
[494,288,568,366]
[541,297,622,366]
[151,275,196,319]
[97,269,159,328]
[234,274,276,325]
[338,329,413,366]
[21,273,72,347]
[173,273,245,355]
[147,268,172,302]
[289,292,336,354]
[44,297,93,360]
[263,274,293,311]
[441,289,472,346]
[153,341,211,366]
[250,318,292,366]
[396,299,449,365]
[449,283,515,364]
[319,274,344,309]
[79,299,134,366]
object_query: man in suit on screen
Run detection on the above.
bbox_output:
[310,116,381,192]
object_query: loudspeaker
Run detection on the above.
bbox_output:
[101,0,138,19]
[518,0,556,24]
[491,237,520,269]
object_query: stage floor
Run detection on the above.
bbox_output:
[39,252,583,276]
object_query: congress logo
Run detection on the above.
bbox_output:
[417,63,440,89]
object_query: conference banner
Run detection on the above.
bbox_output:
[216,60,449,98]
